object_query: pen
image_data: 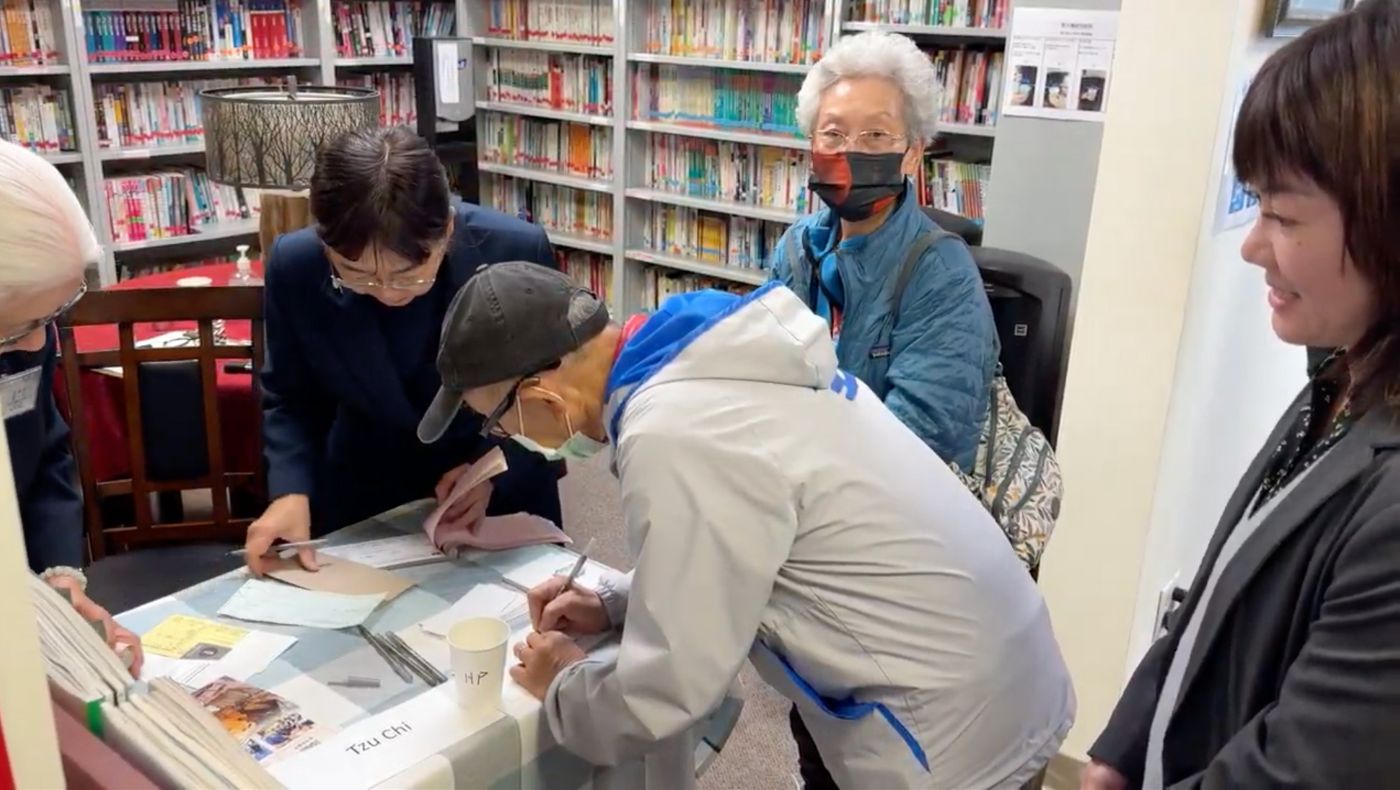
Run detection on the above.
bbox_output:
[556,537,595,598]
[357,625,413,683]
[227,538,330,558]
[383,633,448,686]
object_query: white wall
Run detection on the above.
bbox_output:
[1123,22,1299,669]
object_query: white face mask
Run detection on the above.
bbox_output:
[508,386,605,461]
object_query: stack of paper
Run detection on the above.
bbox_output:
[424,448,509,546]
[319,534,444,569]
[28,576,280,788]
[139,614,296,689]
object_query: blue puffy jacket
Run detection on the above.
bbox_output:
[769,186,999,471]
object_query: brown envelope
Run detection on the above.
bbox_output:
[265,556,415,601]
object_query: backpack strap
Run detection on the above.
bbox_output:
[887,229,948,319]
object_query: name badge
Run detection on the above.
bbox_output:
[0,367,41,421]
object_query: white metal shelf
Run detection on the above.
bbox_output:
[478,161,615,193]
[627,52,812,74]
[472,36,612,56]
[335,55,413,67]
[99,141,205,161]
[940,122,998,138]
[110,218,259,253]
[86,57,319,75]
[41,151,83,165]
[546,230,616,256]
[477,101,613,126]
[626,119,806,150]
[626,249,769,286]
[0,64,70,76]
[625,187,800,224]
[841,21,1008,40]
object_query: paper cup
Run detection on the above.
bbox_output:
[447,617,510,714]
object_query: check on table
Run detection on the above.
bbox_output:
[98,500,742,789]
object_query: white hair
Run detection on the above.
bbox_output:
[797,31,941,141]
[0,140,101,298]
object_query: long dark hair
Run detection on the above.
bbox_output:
[1232,0,1400,409]
[310,126,452,266]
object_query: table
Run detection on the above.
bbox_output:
[114,500,743,789]
[56,262,263,482]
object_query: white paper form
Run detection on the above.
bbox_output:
[483,544,612,592]
[419,583,527,638]
[435,41,461,105]
[320,535,445,569]
[1002,8,1120,123]
[141,629,296,688]
[218,579,385,629]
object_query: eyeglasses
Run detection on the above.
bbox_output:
[0,281,87,349]
[331,272,437,293]
[813,129,909,154]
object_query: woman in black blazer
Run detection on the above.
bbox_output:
[1084,3,1400,788]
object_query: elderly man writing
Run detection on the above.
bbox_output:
[416,263,1075,789]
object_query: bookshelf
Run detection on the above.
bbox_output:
[464,0,1010,314]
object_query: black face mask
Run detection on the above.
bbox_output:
[809,151,908,222]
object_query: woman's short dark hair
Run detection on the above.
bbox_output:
[310,126,452,265]
[1232,0,1400,409]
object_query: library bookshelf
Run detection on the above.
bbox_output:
[466,0,1008,314]
[2,0,1006,299]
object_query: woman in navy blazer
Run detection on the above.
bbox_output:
[244,127,563,573]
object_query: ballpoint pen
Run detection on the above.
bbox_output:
[555,537,595,600]
[383,633,447,686]
[357,625,413,683]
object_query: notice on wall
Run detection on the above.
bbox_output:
[1002,8,1120,123]
[1213,76,1261,234]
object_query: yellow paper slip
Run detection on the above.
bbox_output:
[143,615,249,659]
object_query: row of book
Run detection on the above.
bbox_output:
[485,50,612,116]
[1,85,77,154]
[338,71,416,127]
[918,157,989,222]
[930,47,1003,128]
[643,0,826,65]
[94,78,276,152]
[0,0,60,66]
[847,0,1008,29]
[646,133,815,215]
[642,266,752,311]
[557,249,613,309]
[641,204,784,271]
[103,168,254,245]
[480,111,613,179]
[483,0,615,46]
[332,1,454,59]
[632,65,801,136]
[83,0,304,63]
[483,173,613,242]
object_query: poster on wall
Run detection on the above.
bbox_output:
[1213,77,1261,233]
[1001,8,1120,123]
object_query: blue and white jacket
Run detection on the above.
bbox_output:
[541,285,1074,789]
[770,186,998,470]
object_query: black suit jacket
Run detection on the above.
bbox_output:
[261,199,563,532]
[2,331,84,572]
[1091,396,1400,788]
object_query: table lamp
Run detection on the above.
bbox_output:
[200,81,379,256]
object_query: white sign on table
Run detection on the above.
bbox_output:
[1002,8,1120,123]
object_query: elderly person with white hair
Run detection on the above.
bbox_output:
[771,31,999,475]
[0,139,143,675]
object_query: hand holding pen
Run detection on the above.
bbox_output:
[526,539,609,635]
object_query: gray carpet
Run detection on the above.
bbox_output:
[559,456,797,790]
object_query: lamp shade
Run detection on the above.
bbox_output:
[201,85,379,190]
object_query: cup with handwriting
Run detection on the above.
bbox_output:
[448,617,510,715]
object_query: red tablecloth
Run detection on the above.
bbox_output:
[55,262,264,482]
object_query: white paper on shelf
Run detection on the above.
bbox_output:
[218,579,385,630]
[435,41,460,105]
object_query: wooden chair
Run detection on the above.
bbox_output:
[57,286,265,560]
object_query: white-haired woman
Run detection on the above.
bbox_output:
[771,30,998,470]
[0,139,142,675]
[769,31,1005,788]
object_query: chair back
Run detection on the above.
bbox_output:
[57,286,264,559]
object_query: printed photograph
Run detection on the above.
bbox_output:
[1012,66,1038,107]
[1043,71,1071,110]
[1078,71,1108,112]
[194,677,323,764]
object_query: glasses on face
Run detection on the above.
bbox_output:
[0,281,87,350]
[331,270,437,293]
[813,129,909,154]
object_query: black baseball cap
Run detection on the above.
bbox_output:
[417,261,611,444]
